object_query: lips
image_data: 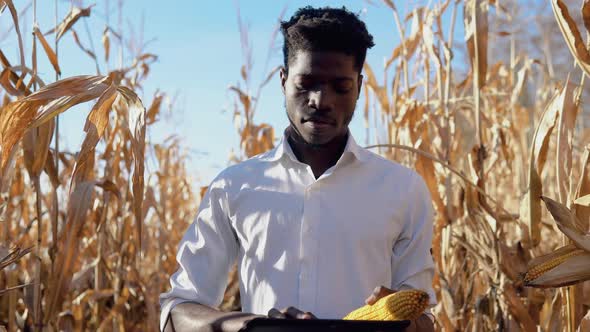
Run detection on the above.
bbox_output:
[304,120,333,131]
[304,118,334,125]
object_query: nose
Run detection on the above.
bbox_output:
[308,88,333,112]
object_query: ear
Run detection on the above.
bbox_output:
[280,67,287,94]
[357,74,364,100]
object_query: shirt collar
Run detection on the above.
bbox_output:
[260,128,368,164]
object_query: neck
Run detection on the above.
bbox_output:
[285,126,348,179]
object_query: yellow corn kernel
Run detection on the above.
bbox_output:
[524,248,586,283]
[343,289,430,321]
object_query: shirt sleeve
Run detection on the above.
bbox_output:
[390,172,437,307]
[159,178,239,331]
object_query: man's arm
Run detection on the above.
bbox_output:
[160,178,240,331]
[390,173,437,305]
[163,302,263,332]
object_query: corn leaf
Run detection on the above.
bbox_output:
[573,147,590,230]
[33,25,60,75]
[102,26,110,62]
[521,84,570,246]
[555,79,579,203]
[22,119,55,178]
[71,84,117,186]
[464,0,488,88]
[363,63,389,114]
[47,5,93,42]
[385,11,422,69]
[44,181,98,322]
[4,0,25,75]
[542,196,590,252]
[575,194,590,207]
[583,0,590,34]
[31,76,111,127]
[551,0,590,77]
[117,86,146,256]
[578,310,590,332]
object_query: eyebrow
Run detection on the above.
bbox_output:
[296,74,354,81]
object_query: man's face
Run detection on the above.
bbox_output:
[280,50,362,146]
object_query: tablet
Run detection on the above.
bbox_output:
[238,318,411,332]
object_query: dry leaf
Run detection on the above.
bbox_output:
[522,84,571,247]
[522,166,542,247]
[541,196,590,252]
[44,149,59,188]
[102,26,110,62]
[71,84,117,186]
[363,63,389,113]
[575,194,590,207]
[464,0,488,88]
[551,0,590,77]
[22,119,55,178]
[385,10,422,69]
[117,86,146,255]
[31,75,112,127]
[573,147,590,231]
[229,86,251,117]
[146,92,164,125]
[4,0,25,74]
[583,0,590,35]
[578,309,590,332]
[33,25,60,75]
[44,181,98,322]
[0,68,25,96]
[555,79,579,203]
[48,5,94,41]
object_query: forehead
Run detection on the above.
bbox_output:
[289,50,357,78]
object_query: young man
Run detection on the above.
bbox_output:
[160,6,435,332]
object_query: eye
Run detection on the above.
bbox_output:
[294,77,314,91]
[333,80,354,94]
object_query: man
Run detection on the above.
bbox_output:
[160,6,435,332]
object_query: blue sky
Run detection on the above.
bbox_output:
[2,0,460,184]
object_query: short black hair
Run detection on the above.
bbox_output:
[280,6,375,74]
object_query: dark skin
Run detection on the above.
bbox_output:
[162,50,434,332]
[280,50,360,179]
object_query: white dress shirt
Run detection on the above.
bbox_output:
[159,131,436,331]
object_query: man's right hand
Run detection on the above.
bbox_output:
[267,306,317,319]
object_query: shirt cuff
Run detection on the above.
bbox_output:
[425,311,435,323]
[159,298,194,332]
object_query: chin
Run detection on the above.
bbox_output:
[304,134,334,147]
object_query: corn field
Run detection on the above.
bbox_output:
[2,0,590,331]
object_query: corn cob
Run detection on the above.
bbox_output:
[523,248,586,283]
[343,289,430,321]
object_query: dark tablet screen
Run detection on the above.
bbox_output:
[238,318,411,332]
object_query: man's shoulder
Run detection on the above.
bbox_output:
[360,148,422,182]
[209,150,275,188]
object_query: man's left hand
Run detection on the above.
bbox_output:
[267,306,317,319]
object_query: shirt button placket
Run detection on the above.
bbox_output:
[299,185,313,309]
